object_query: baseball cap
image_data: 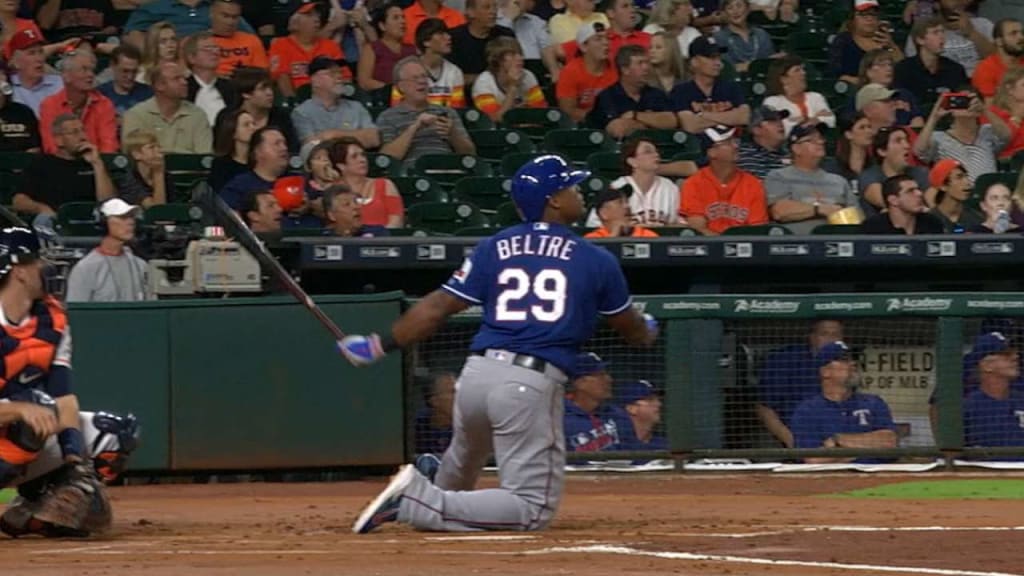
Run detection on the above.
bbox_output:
[294,1,320,14]
[816,341,853,368]
[576,21,607,46]
[689,36,728,58]
[6,28,44,59]
[749,105,790,128]
[787,122,828,148]
[307,56,343,77]
[273,175,307,212]
[853,0,879,11]
[618,379,660,406]
[697,125,737,152]
[591,183,633,213]
[929,159,963,189]
[855,83,896,111]
[575,352,608,376]
[972,332,1014,359]
[99,198,141,218]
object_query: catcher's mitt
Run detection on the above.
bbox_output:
[30,462,112,537]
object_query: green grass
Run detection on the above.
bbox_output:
[829,479,1024,500]
[0,488,13,504]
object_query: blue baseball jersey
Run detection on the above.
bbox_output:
[791,392,896,462]
[563,398,635,452]
[758,344,821,425]
[963,389,1024,447]
[442,222,633,375]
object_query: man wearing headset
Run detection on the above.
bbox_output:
[64,198,150,303]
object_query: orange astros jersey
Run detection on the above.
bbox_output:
[269,36,349,91]
[214,32,270,77]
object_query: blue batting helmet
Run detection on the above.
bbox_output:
[0,226,41,279]
[510,155,590,222]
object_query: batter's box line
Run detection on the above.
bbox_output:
[516,544,1022,576]
[648,525,1024,538]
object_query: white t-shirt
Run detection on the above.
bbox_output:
[586,175,682,227]
[425,59,465,108]
[904,17,994,76]
[642,24,702,58]
[193,75,225,127]
[761,92,836,137]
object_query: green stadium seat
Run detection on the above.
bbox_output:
[407,201,490,234]
[500,151,547,176]
[786,32,831,67]
[144,203,198,226]
[367,153,403,178]
[453,225,499,236]
[101,153,131,173]
[580,175,610,201]
[165,153,215,174]
[295,84,312,103]
[670,141,703,162]
[631,129,696,158]
[469,129,535,161]
[495,201,523,226]
[458,108,495,131]
[410,154,493,187]
[721,224,793,235]
[542,129,615,163]
[586,151,623,181]
[56,202,100,236]
[391,176,450,204]
[654,226,702,237]
[387,227,434,237]
[452,176,512,211]
[500,108,575,141]
[812,224,861,235]
[746,59,774,81]
[974,172,1018,196]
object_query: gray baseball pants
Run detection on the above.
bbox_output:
[398,351,567,531]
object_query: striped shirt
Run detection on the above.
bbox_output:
[916,125,1006,185]
[737,141,790,180]
[471,70,546,121]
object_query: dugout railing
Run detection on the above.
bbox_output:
[409,293,1024,465]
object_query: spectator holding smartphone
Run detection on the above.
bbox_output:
[914,89,1011,184]
[829,0,903,85]
[905,0,994,77]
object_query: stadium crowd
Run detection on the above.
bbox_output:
[0,0,1019,239]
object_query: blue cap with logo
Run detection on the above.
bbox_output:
[575,352,608,376]
[618,379,659,406]
[972,331,1013,359]
[816,341,853,368]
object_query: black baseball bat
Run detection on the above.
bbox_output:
[202,188,347,342]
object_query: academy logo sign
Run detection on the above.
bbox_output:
[733,299,800,314]
[885,297,953,313]
[813,301,874,312]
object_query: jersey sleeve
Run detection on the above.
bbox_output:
[441,238,491,304]
[596,249,632,315]
[54,325,72,369]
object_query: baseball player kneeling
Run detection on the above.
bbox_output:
[0,227,139,538]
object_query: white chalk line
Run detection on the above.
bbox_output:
[649,525,1024,538]
[517,544,1023,576]
[424,535,539,542]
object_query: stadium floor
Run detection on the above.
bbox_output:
[5,473,1023,576]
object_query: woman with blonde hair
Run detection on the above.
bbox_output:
[139,22,178,84]
[472,37,546,122]
[642,0,701,58]
[648,31,686,93]
[842,49,923,128]
[990,66,1024,160]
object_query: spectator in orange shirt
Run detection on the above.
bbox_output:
[211,0,269,78]
[973,18,1024,102]
[403,0,466,46]
[556,22,618,123]
[558,0,651,66]
[39,49,118,154]
[270,2,348,99]
[585,184,659,238]
[679,125,769,235]
[990,67,1024,160]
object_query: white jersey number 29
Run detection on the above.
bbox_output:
[495,268,567,322]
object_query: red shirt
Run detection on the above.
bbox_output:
[269,35,348,90]
[584,225,658,238]
[402,1,466,46]
[39,89,119,154]
[555,58,618,112]
[680,166,768,234]
[989,106,1024,159]
[561,29,652,64]
[972,54,1024,100]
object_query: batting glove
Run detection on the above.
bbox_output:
[643,313,659,339]
[338,334,386,367]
